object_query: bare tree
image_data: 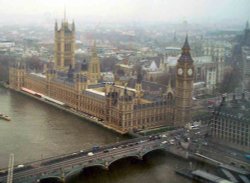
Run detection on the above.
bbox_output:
[219,65,241,93]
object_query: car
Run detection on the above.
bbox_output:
[245,154,250,160]
[208,105,214,109]
[161,134,167,138]
[92,146,100,152]
[161,141,167,144]
[169,139,175,145]
[112,147,117,150]
[103,149,109,153]
[230,152,237,156]
[17,165,24,168]
[87,152,94,156]
[175,136,180,140]
[202,142,208,146]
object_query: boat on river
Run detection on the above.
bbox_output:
[0,113,11,121]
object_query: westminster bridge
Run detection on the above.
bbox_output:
[0,130,187,183]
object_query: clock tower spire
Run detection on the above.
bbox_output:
[174,35,194,127]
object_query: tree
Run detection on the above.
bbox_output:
[100,57,118,72]
[219,65,241,93]
[155,68,176,87]
[0,55,16,81]
[25,56,44,72]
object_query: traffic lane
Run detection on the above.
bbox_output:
[1,134,177,181]
[202,142,247,161]
[9,140,169,181]
[12,144,169,182]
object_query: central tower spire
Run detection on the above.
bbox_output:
[88,41,101,84]
[64,5,67,22]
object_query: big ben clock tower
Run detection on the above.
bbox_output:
[174,35,194,127]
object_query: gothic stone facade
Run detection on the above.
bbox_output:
[9,65,175,133]
[9,20,194,133]
[210,94,250,152]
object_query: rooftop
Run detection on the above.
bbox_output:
[85,88,105,96]
[192,170,232,183]
[214,95,250,122]
[30,72,46,78]
[114,85,137,92]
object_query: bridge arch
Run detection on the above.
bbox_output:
[141,147,166,158]
[39,176,63,183]
[108,155,141,168]
[66,163,106,177]
[82,164,106,170]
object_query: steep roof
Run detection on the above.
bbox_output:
[178,35,193,63]
[149,60,158,71]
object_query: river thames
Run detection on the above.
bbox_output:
[0,87,196,183]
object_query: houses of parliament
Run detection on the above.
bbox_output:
[9,17,194,134]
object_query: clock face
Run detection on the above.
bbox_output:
[188,68,193,76]
[178,68,183,75]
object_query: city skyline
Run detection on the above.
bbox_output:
[0,0,249,26]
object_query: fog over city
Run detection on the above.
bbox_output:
[1,0,250,182]
[0,0,249,26]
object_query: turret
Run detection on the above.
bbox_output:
[118,87,134,132]
[166,78,174,100]
[55,21,58,31]
[75,73,88,92]
[135,66,143,103]
[9,61,26,90]
[88,40,101,83]
[246,20,249,30]
[244,20,250,46]
[46,68,56,81]
[72,21,75,32]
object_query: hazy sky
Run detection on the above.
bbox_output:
[0,0,249,25]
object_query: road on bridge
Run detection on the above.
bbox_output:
[0,130,185,183]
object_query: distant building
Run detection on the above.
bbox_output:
[101,72,114,82]
[210,93,250,152]
[242,21,250,47]
[0,41,15,48]
[203,43,224,84]
[241,21,250,90]
[143,60,164,81]
[139,54,172,82]
[165,47,181,57]
[242,46,250,90]
[193,56,217,94]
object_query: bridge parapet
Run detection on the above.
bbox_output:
[0,134,181,183]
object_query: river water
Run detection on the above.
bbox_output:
[0,87,196,183]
